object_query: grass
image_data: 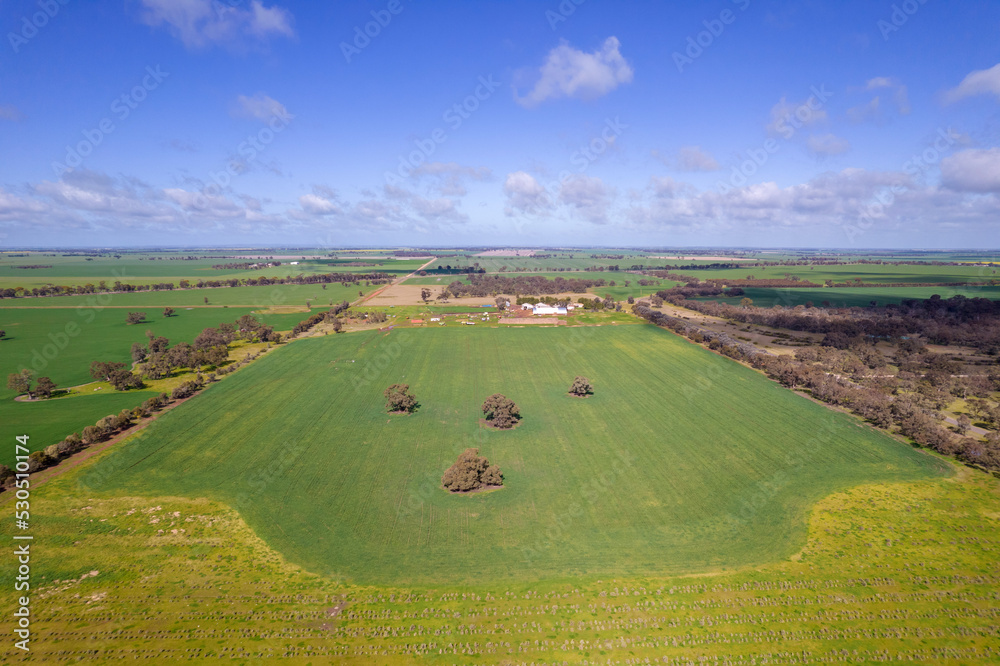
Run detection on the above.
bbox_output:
[1,443,996,662]
[84,324,945,585]
[0,307,310,467]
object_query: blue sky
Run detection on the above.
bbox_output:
[1,0,999,248]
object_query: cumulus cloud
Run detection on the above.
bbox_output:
[944,63,1000,104]
[765,96,827,137]
[137,0,294,49]
[502,171,552,215]
[940,148,1000,193]
[628,168,917,230]
[807,133,851,156]
[299,193,341,216]
[676,146,719,172]
[865,76,910,113]
[515,37,633,108]
[233,92,291,121]
[559,174,612,223]
[410,162,491,196]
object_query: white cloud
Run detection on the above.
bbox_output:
[299,193,341,216]
[940,148,1000,193]
[676,146,719,172]
[502,171,552,215]
[559,175,611,223]
[233,92,291,121]
[944,63,1000,104]
[766,96,827,137]
[137,0,294,49]
[410,162,491,196]
[850,77,909,120]
[807,133,851,156]
[515,37,633,108]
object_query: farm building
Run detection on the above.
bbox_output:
[531,304,567,315]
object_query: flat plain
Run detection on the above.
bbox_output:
[84,324,945,584]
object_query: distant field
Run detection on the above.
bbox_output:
[86,324,944,584]
[0,306,311,466]
[700,284,1000,308]
[0,254,426,289]
[0,281,370,308]
[686,263,1000,285]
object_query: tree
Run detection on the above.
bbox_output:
[204,296,209,304]
[330,317,343,333]
[125,311,147,325]
[35,376,57,399]
[384,384,417,413]
[131,342,148,363]
[108,369,143,391]
[442,448,503,492]
[163,307,175,317]
[0,330,6,339]
[6,369,33,397]
[482,393,520,429]
[957,414,972,434]
[568,376,593,397]
[495,296,508,311]
[420,288,432,303]
[91,361,126,382]
[740,297,754,308]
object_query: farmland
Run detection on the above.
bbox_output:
[0,306,311,466]
[1,247,998,664]
[1,436,997,663]
[84,324,944,584]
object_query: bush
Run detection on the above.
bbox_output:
[442,448,503,492]
[482,393,520,429]
[568,376,593,396]
[384,384,417,413]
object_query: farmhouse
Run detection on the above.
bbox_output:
[531,304,567,315]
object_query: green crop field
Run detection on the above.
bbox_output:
[685,262,1000,285]
[0,306,312,466]
[0,281,371,308]
[84,324,945,585]
[699,284,1000,308]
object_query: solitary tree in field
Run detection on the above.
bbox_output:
[482,393,520,429]
[6,369,33,397]
[568,376,593,397]
[125,311,147,325]
[384,384,417,413]
[0,330,6,339]
[35,376,57,399]
[420,288,432,303]
[442,448,503,492]
[163,307,175,317]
